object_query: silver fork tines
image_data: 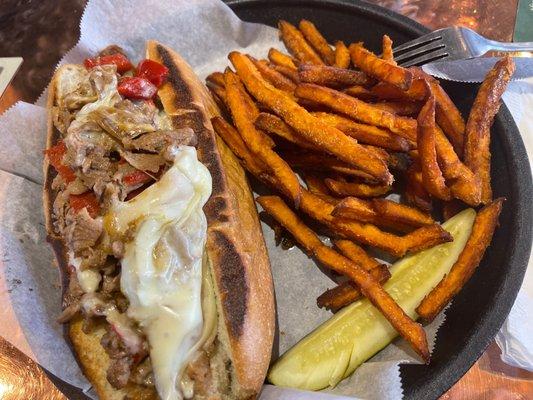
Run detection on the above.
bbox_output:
[394,41,447,66]
[393,26,533,67]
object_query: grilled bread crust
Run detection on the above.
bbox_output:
[43,41,275,400]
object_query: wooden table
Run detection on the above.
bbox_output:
[0,0,531,399]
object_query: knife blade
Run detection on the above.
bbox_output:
[422,57,533,83]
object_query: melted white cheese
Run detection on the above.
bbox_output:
[67,251,101,293]
[107,146,212,400]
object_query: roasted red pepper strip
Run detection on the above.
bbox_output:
[44,141,76,183]
[118,77,157,99]
[123,170,152,186]
[84,53,133,73]
[125,186,146,201]
[136,59,169,87]
[69,192,100,218]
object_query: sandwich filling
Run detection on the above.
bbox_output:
[47,46,215,399]
[108,146,212,400]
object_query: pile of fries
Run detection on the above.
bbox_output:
[207,19,512,362]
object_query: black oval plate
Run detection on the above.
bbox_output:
[225,0,532,399]
[42,1,531,399]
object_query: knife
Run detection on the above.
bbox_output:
[422,57,533,83]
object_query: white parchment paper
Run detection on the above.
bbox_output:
[0,0,508,399]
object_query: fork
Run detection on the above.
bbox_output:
[393,26,533,67]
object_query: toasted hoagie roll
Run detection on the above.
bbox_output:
[43,41,274,400]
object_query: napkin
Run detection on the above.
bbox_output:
[495,79,533,372]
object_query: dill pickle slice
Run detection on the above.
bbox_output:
[268,208,476,390]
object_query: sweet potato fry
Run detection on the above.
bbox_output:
[229,52,393,184]
[301,189,451,256]
[226,67,260,119]
[211,116,268,175]
[256,113,389,167]
[206,82,228,111]
[278,20,324,65]
[258,131,276,149]
[442,199,465,221]
[303,172,332,196]
[334,239,383,271]
[381,35,395,64]
[299,19,335,65]
[257,195,429,361]
[268,48,298,69]
[298,64,373,87]
[250,57,297,93]
[298,64,372,87]
[404,161,432,212]
[332,197,432,233]
[387,152,411,172]
[296,84,417,141]
[371,198,434,228]
[417,95,452,200]
[334,41,351,69]
[430,80,465,156]
[371,80,427,102]
[282,152,379,182]
[224,70,301,206]
[350,43,412,90]
[365,145,391,163]
[330,197,414,232]
[317,265,391,312]
[206,71,226,88]
[212,116,248,159]
[256,111,390,161]
[464,57,515,204]
[302,173,341,204]
[272,64,299,83]
[372,101,421,116]
[416,198,504,321]
[343,85,377,101]
[331,197,377,222]
[212,119,285,191]
[406,67,466,155]
[312,112,412,151]
[252,111,296,144]
[325,178,391,198]
[255,112,316,150]
[434,126,481,206]
[227,73,275,149]
[212,125,450,256]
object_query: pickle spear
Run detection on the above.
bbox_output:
[268,208,476,390]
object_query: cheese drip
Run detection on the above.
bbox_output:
[108,146,212,400]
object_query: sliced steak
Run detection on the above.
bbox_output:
[97,45,127,58]
[52,106,73,135]
[101,325,129,359]
[66,178,89,195]
[107,357,133,389]
[93,100,156,142]
[120,151,165,173]
[130,357,155,387]
[55,65,97,111]
[57,302,81,323]
[65,208,103,253]
[64,119,116,169]
[101,275,120,296]
[52,191,70,235]
[123,128,197,153]
[79,147,117,196]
